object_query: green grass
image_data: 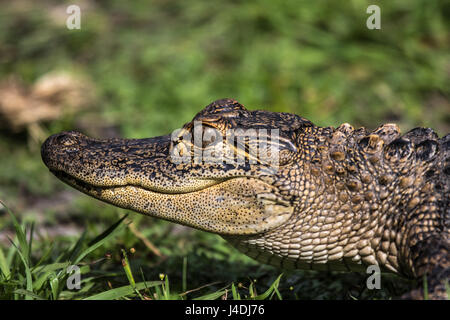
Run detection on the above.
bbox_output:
[0,203,421,300]
[0,205,288,300]
[0,0,448,300]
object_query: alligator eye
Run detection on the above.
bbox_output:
[202,127,217,148]
[194,126,221,149]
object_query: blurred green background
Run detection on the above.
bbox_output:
[0,0,448,299]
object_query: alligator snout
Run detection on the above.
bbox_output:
[41,131,84,169]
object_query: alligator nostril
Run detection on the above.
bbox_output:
[41,132,82,168]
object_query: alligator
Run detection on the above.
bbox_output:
[41,98,449,299]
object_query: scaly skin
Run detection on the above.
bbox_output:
[41,98,449,299]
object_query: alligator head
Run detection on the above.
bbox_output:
[42,98,449,299]
[41,99,314,235]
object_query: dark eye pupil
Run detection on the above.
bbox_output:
[201,127,218,148]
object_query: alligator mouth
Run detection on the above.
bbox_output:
[51,169,228,196]
[49,168,293,236]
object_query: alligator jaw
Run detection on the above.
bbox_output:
[41,131,294,235]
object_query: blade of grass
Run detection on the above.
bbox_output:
[6,204,30,266]
[27,221,34,264]
[182,256,187,293]
[8,238,33,300]
[163,275,170,299]
[73,214,128,265]
[30,242,54,271]
[68,230,87,263]
[32,262,78,292]
[60,280,96,299]
[154,282,163,299]
[0,246,10,279]
[274,286,283,300]
[139,267,149,291]
[445,280,449,299]
[194,289,228,300]
[249,281,256,298]
[423,275,428,300]
[180,281,222,298]
[5,241,16,271]
[253,274,283,300]
[33,271,56,292]
[121,249,135,288]
[231,282,240,300]
[32,262,71,274]
[49,273,59,300]
[83,281,162,300]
